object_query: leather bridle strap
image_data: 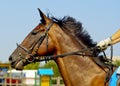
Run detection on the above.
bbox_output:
[34,21,54,52]
[17,21,54,63]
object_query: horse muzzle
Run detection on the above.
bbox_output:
[9,56,24,70]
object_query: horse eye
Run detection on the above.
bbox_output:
[31,31,37,35]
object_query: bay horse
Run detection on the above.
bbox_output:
[9,9,116,86]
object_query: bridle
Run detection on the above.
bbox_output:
[16,21,54,63]
[16,20,93,63]
[16,20,114,63]
[16,20,95,64]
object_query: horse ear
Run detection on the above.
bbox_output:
[38,8,50,24]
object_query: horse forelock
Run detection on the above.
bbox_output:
[52,16,96,48]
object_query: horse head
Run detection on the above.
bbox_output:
[9,9,57,70]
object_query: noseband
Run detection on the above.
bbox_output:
[17,21,54,63]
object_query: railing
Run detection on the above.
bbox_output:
[0,76,22,86]
[52,76,65,86]
[0,76,64,86]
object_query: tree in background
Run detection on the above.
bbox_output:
[24,62,40,70]
[114,60,120,66]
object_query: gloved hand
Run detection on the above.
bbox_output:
[96,37,112,51]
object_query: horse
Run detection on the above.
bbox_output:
[9,8,117,86]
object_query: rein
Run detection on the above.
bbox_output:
[35,48,93,61]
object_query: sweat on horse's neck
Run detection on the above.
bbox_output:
[53,27,106,86]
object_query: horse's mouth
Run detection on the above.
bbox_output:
[10,60,24,70]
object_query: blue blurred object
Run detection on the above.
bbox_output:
[109,67,120,86]
[38,69,54,76]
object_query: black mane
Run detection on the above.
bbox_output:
[51,16,114,81]
[52,16,96,48]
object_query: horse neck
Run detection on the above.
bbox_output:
[53,28,106,86]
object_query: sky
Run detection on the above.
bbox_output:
[0,0,120,62]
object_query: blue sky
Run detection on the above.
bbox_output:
[0,0,120,62]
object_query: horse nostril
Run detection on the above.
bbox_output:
[9,56,12,61]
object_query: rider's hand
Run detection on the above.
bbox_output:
[96,37,112,51]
